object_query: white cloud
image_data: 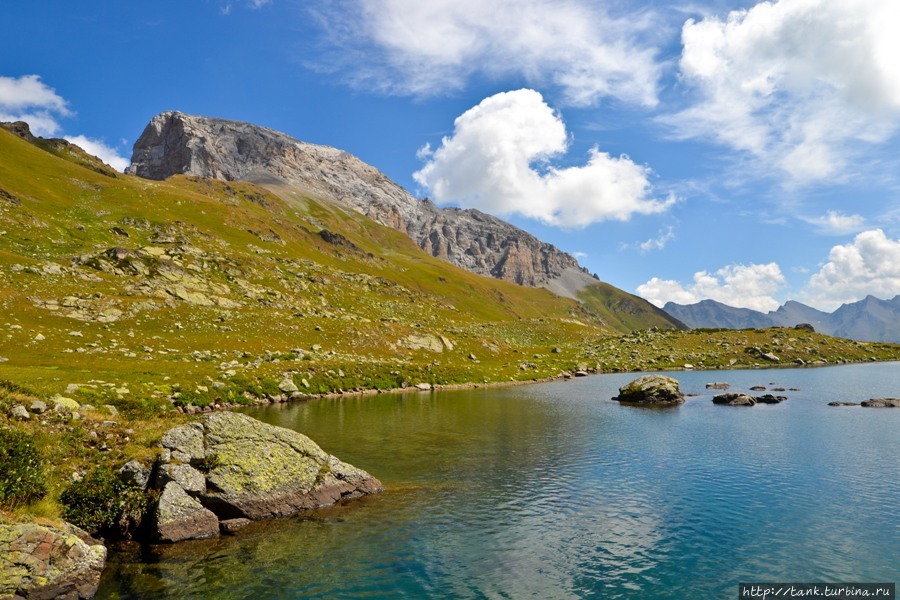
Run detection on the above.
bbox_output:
[414,89,673,228]
[638,226,675,253]
[667,0,900,182]
[801,210,867,235]
[637,262,785,311]
[802,229,900,310]
[0,74,70,136]
[64,135,130,172]
[312,0,661,106]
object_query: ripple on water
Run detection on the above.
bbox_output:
[98,363,900,599]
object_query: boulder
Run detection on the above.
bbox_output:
[754,394,787,404]
[160,422,205,463]
[278,378,299,394]
[706,382,730,390]
[0,521,106,599]
[10,405,29,420]
[53,397,80,413]
[861,398,900,408]
[153,482,220,543]
[197,412,383,520]
[828,402,860,406]
[713,393,756,406]
[614,375,685,405]
[29,400,47,414]
[118,460,151,490]
[156,463,206,495]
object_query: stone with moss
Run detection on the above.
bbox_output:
[193,412,383,520]
[0,521,106,599]
[614,375,685,405]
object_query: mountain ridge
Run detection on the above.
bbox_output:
[127,111,595,296]
[663,296,900,342]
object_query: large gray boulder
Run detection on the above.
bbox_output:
[0,521,106,599]
[614,375,685,405]
[197,412,383,519]
[153,482,219,543]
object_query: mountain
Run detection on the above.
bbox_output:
[662,299,776,330]
[127,111,593,294]
[663,296,900,343]
[126,111,683,332]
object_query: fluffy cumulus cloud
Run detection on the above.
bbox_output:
[0,74,70,136]
[803,229,900,310]
[64,135,130,172]
[667,0,900,182]
[313,0,661,106]
[637,263,786,311]
[414,89,673,228]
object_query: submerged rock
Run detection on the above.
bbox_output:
[0,521,106,599]
[828,402,861,407]
[706,382,730,390]
[712,393,757,406]
[861,398,900,408]
[614,375,685,405]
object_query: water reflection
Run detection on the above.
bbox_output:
[98,363,900,599]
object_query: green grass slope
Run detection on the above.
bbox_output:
[0,126,612,409]
[578,281,685,332]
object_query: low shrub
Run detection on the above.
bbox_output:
[60,464,150,537]
[0,427,47,508]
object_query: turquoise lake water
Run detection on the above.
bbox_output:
[98,362,900,599]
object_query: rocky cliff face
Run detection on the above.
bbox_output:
[127,111,595,294]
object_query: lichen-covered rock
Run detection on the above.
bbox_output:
[197,412,383,520]
[0,521,106,599]
[712,393,757,406]
[153,482,219,543]
[156,464,206,495]
[160,422,205,463]
[52,397,80,413]
[614,375,685,405]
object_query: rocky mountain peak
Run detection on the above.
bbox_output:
[127,111,596,294]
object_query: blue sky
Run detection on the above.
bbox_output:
[2,0,899,312]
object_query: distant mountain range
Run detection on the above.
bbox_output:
[663,296,900,343]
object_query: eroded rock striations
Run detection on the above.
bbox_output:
[127,111,597,295]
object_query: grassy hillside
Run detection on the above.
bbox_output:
[0,126,613,407]
[578,281,685,332]
[2,125,900,522]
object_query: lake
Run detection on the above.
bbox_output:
[97,362,900,599]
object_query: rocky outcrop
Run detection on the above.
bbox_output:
[0,521,106,599]
[613,375,685,405]
[127,111,597,295]
[149,412,382,541]
[712,393,757,406]
[861,398,900,407]
[712,392,788,406]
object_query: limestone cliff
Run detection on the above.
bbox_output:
[127,111,596,295]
